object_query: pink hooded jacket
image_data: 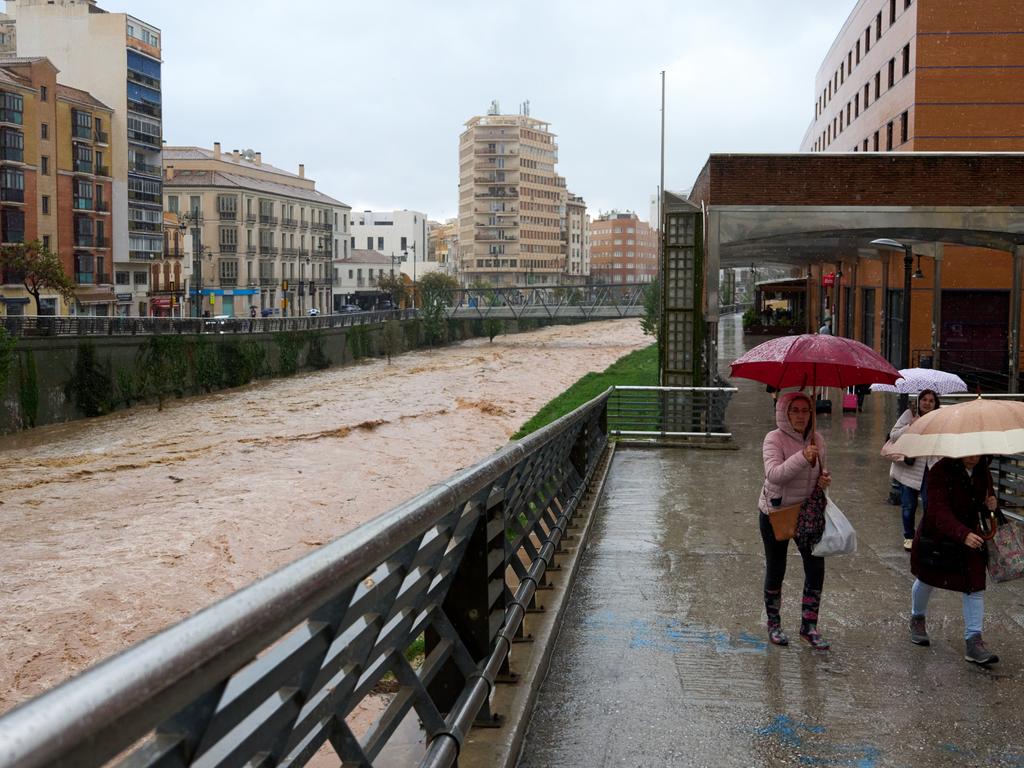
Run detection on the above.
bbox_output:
[757,392,827,515]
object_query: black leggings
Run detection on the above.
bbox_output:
[759,511,825,592]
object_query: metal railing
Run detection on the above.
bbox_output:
[607,386,737,439]
[1,309,418,337]
[0,388,612,768]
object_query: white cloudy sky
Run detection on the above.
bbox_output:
[83,0,853,220]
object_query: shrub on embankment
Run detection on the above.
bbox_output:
[512,343,659,439]
[0,315,573,434]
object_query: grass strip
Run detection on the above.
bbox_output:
[512,343,658,439]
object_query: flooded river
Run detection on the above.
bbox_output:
[0,319,648,713]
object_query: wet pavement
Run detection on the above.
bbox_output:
[518,316,1024,768]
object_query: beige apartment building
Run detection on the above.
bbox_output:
[428,218,458,275]
[2,0,165,315]
[565,193,590,279]
[163,145,350,318]
[457,108,569,287]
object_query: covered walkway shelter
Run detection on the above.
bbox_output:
[664,153,1024,390]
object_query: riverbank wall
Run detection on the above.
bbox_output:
[0,317,554,434]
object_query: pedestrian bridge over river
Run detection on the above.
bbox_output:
[2,316,1024,768]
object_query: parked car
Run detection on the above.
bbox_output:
[339,304,362,313]
[307,307,321,316]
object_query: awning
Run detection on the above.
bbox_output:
[74,288,116,305]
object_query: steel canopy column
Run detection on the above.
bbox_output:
[931,244,943,372]
[879,249,890,358]
[706,210,720,384]
[1010,246,1023,393]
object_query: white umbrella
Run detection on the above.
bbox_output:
[869,367,968,395]
[891,397,1024,458]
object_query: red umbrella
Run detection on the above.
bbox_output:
[730,334,900,390]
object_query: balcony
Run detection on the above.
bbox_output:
[245,214,257,225]
[73,124,93,141]
[0,147,23,163]
[259,246,278,257]
[298,248,309,258]
[73,161,94,175]
[127,99,161,119]
[129,162,160,177]
[281,217,297,229]
[96,165,110,177]
[219,211,237,221]
[259,215,278,227]
[129,220,161,233]
[76,272,112,285]
[0,109,23,126]
[281,247,297,257]
[2,229,24,245]
[246,245,257,256]
[220,243,238,254]
[74,234,109,248]
[128,190,161,204]
[259,277,277,286]
[0,187,25,203]
[127,129,161,149]
[299,220,309,229]
[218,276,238,287]
[95,130,109,145]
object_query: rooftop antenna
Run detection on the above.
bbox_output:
[487,100,500,116]
[521,99,530,116]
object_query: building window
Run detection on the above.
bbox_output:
[876,12,882,38]
[116,271,130,285]
[873,130,880,151]
[847,51,853,74]
[41,195,49,214]
[874,71,881,99]
[167,195,178,213]
[189,195,201,215]
[856,40,861,64]
[39,84,47,102]
[0,91,23,124]
[863,138,869,151]
[400,236,407,251]
[864,83,870,108]
[41,155,48,175]
[377,236,384,250]
[366,236,372,249]
[846,103,851,124]
[902,43,910,76]
[133,271,148,286]
[854,94,860,118]
[886,121,894,150]
[890,0,897,25]
[888,58,895,88]
[865,26,871,52]
[41,122,48,140]
[900,110,909,143]
[42,235,50,250]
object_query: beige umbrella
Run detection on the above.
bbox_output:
[891,397,1024,458]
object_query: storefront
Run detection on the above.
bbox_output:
[191,287,259,317]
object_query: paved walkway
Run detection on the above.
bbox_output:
[518,316,1024,768]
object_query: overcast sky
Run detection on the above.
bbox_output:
[85,0,853,221]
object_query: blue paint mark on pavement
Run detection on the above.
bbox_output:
[580,611,768,655]
[755,715,879,767]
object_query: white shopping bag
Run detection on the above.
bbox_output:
[811,497,857,557]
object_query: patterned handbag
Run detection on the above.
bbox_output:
[987,520,1024,583]
[794,486,828,551]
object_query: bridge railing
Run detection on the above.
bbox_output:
[0,309,416,338]
[0,388,612,768]
[608,385,738,440]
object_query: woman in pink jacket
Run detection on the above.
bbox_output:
[758,392,833,649]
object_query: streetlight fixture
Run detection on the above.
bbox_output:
[912,253,925,280]
[403,242,416,309]
[179,210,204,318]
[871,237,914,406]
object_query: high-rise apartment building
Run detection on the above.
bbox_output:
[0,56,118,316]
[163,145,349,318]
[589,212,658,285]
[457,108,568,287]
[1,0,164,315]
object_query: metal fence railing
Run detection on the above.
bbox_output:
[991,455,1024,525]
[607,386,737,440]
[0,310,417,338]
[0,390,611,768]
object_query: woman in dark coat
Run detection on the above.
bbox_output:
[909,455,1000,665]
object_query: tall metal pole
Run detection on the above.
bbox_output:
[900,245,913,412]
[659,70,665,239]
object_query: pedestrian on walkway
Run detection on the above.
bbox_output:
[758,392,833,650]
[909,454,1000,665]
[888,389,941,551]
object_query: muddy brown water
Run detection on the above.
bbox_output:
[0,319,648,715]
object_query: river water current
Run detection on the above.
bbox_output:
[0,319,648,713]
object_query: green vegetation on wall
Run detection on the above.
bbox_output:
[65,342,114,418]
[305,332,330,370]
[347,325,371,360]
[0,326,15,395]
[17,351,39,428]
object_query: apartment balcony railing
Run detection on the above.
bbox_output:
[259,215,278,226]
[299,220,309,229]
[127,129,161,149]
[96,165,110,177]
[298,248,309,258]
[127,99,161,119]
[73,161,94,175]
[0,109,23,126]
[259,246,278,257]
[74,234,109,248]
[129,190,161,204]
[0,187,25,203]
[218,276,238,287]
[281,217,297,229]
[129,221,162,234]
[246,245,257,256]
[94,129,109,144]
[72,124,93,140]
[356,278,367,287]
[0,147,23,163]
[75,272,112,285]
[219,243,238,254]
[259,276,277,286]
[281,247,297,257]
[2,230,24,245]
[219,211,237,221]
[129,162,160,177]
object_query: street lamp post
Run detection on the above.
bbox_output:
[403,243,417,309]
[179,211,204,318]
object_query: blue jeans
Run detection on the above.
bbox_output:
[901,484,920,539]
[912,579,984,639]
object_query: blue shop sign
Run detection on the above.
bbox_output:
[190,288,258,296]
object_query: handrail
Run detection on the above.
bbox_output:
[0,389,613,768]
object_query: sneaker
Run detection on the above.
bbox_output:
[800,627,831,650]
[965,634,999,666]
[768,626,789,646]
[910,614,930,646]
[903,538,914,552]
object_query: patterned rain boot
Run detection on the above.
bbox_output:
[764,588,789,646]
[799,587,831,650]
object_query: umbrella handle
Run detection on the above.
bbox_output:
[978,509,999,541]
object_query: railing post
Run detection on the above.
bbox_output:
[426,488,506,723]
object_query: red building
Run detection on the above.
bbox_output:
[589,212,657,285]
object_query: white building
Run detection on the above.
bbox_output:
[349,210,433,284]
